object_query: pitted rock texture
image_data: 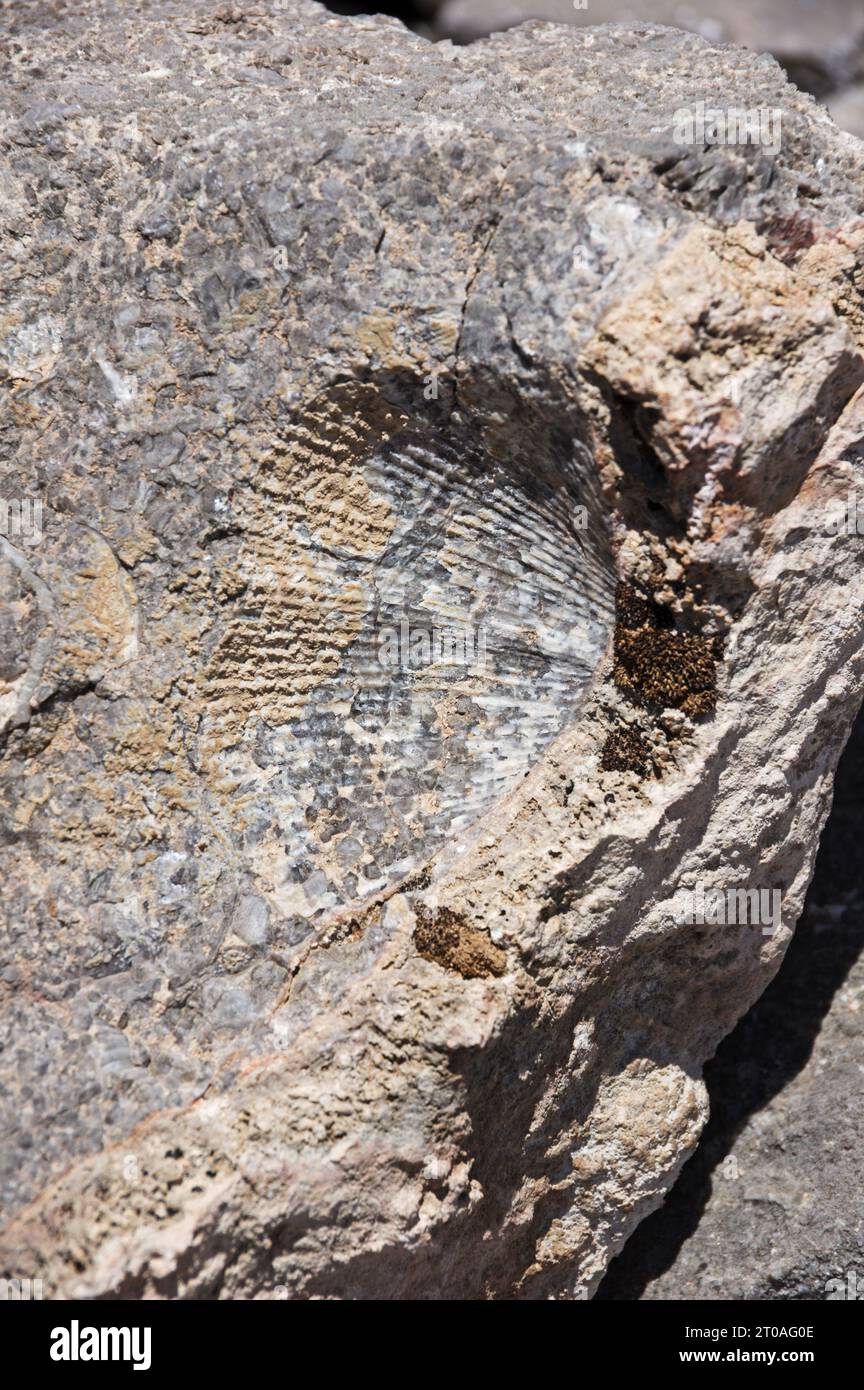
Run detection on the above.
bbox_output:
[431,0,864,142]
[598,704,864,1301]
[433,2,864,95]
[1,1,863,1299]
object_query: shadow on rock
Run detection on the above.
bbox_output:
[597,696,864,1300]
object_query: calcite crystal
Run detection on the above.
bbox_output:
[1,1,863,1298]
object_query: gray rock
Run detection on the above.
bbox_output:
[434,2,864,98]
[0,0,863,1299]
[828,83,864,140]
[230,894,271,947]
[599,706,864,1300]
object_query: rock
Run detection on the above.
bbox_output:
[434,2,864,97]
[1,0,863,1299]
[598,705,864,1300]
[828,83,864,140]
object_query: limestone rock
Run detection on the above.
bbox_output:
[1,1,863,1298]
[599,709,864,1300]
[435,1,864,100]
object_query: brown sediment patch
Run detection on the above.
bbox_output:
[612,581,718,718]
[600,726,652,776]
[414,905,506,979]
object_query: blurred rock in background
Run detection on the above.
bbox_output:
[828,81,864,137]
[325,1,864,138]
[323,1,439,31]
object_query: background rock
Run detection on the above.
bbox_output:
[828,83,864,141]
[433,0,864,94]
[353,0,864,140]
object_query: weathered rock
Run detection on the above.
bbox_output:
[598,706,864,1301]
[1,1,863,1299]
[434,1,864,100]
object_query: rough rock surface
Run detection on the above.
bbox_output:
[434,1,864,94]
[1,1,863,1298]
[432,0,864,142]
[599,703,864,1300]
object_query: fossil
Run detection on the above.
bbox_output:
[205,380,614,923]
